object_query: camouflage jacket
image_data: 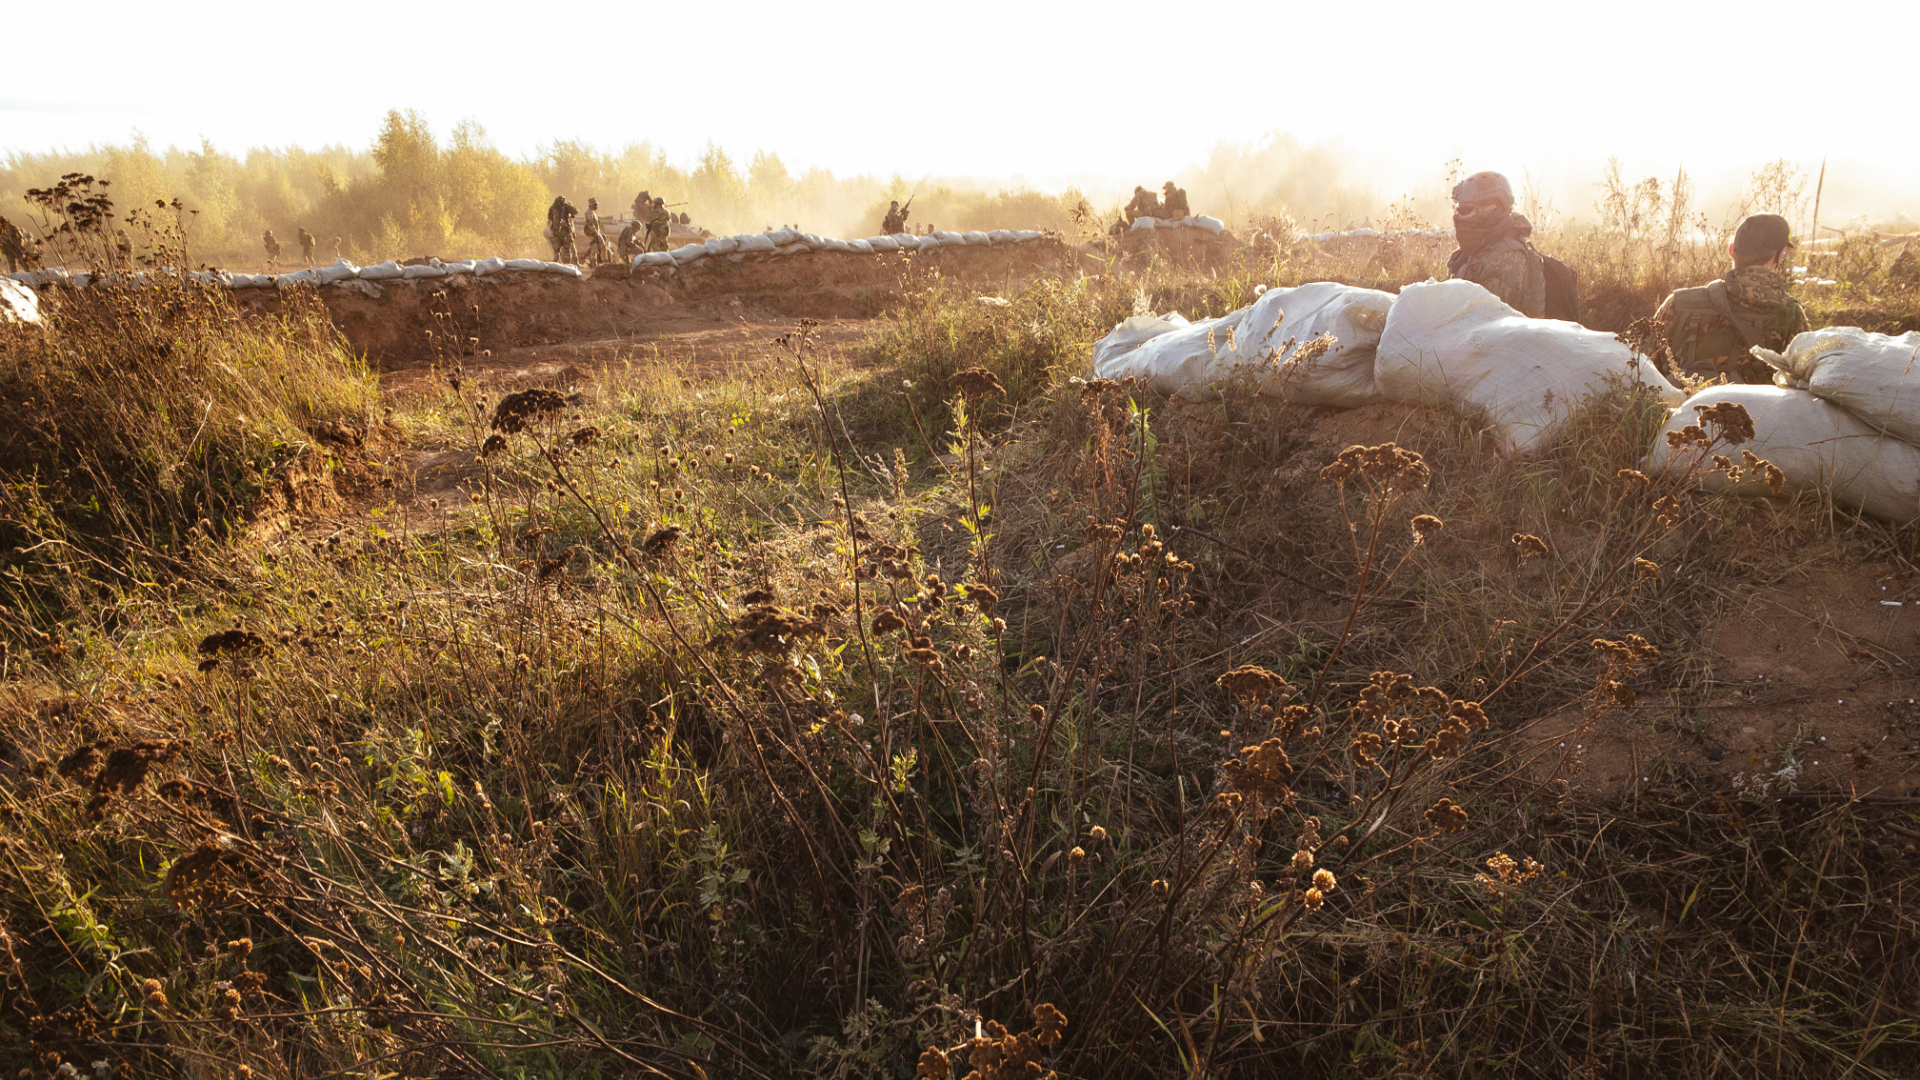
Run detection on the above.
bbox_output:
[1447,213,1546,317]
[1652,267,1807,384]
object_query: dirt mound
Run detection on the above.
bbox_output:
[232,239,1071,370]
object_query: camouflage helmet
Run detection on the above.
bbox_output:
[587,198,598,209]
[1164,180,1177,190]
[1451,171,1514,208]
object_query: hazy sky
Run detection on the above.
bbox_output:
[5,0,1912,219]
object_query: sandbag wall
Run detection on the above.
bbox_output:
[7,230,1069,367]
[1089,280,1920,523]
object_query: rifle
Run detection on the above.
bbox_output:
[900,195,915,216]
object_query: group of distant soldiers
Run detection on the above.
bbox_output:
[543,192,684,264]
[1443,169,1803,385]
[260,227,336,268]
[1122,181,1191,226]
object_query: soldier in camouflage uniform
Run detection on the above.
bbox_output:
[582,199,614,263]
[644,198,673,252]
[0,217,35,273]
[617,218,646,259]
[263,230,282,268]
[1446,171,1547,317]
[1123,186,1161,224]
[298,227,316,264]
[882,200,909,235]
[1651,214,1807,385]
[1161,181,1190,220]
[547,196,579,263]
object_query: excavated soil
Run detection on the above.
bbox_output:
[232,239,1072,371]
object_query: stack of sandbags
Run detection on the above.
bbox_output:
[1647,384,1920,523]
[1375,279,1681,453]
[1648,328,1920,522]
[1089,282,1395,406]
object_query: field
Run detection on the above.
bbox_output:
[2,179,1920,1080]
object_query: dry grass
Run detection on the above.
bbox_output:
[1,203,1918,1080]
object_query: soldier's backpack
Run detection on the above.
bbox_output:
[1539,251,1580,323]
[1517,239,1580,322]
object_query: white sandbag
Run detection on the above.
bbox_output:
[669,244,707,264]
[69,272,94,288]
[358,260,404,280]
[1187,215,1226,235]
[704,236,740,256]
[0,278,39,325]
[1092,311,1263,401]
[1376,279,1681,454]
[767,227,802,247]
[276,269,321,288]
[401,263,447,279]
[892,234,922,251]
[736,234,776,253]
[930,231,963,246]
[1648,384,1920,523]
[1754,326,1920,445]
[502,258,547,272]
[865,236,898,252]
[962,231,990,246]
[819,237,852,253]
[846,238,874,254]
[227,273,269,289]
[637,251,676,267]
[541,261,583,277]
[442,260,476,275]
[987,229,1015,244]
[1131,217,1159,232]
[1227,282,1395,406]
[316,259,360,284]
[474,257,508,276]
[1014,230,1044,242]
[774,243,810,256]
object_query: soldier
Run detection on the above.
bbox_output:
[617,218,646,259]
[1650,213,1807,385]
[882,199,910,235]
[547,196,579,263]
[263,230,281,268]
[1161,181,1190,220]
[1123,186,1161,224]
[0,217,36,273]
[1446,171,1547,317]
[297,227,316,264]
[645,197,673,252]
[582,198,612,263]
[631,189,653,222]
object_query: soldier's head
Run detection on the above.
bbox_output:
[1451,171,1514,222]
[890,200,900,209]
[1134,186,1147,196]
[654,198,665,207]
[1730,213,1794,269]
[1164,181,1176,192]
[588,198,598,210]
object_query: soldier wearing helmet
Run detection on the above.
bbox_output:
[1161,181,1190,221]
[1649,213,1807,385]
[1447,171,1547,317]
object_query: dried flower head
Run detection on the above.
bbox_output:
[948,367,1007,398]
[480,433,508,458]
[1410,514,1445,542]
[913,1047,951,1080]
[1510,533,1549,560]
[1291,849,1314,872]
[1653,495,1684,528]
[1319,442,1430,493]
[490,388,566,434]
[1220,738,1291,802]
[1617,468,1650,488]
[1302,887,1327,910]
[1424,797,1469,834]
[1312,868,1337,893]
[871,609,908,634]
[1693,401,1755,445]
[1033,1003,1068,1046]
[1217,665,1293,706]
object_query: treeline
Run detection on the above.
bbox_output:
[0,110,1090,268]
